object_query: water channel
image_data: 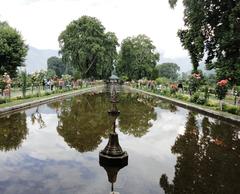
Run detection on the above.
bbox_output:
[0,86,239,194]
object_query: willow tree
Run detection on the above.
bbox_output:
[58,16,118,79]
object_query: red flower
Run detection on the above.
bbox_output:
[217,79,228,87]
[170,84,178,90]
[192,73,201,79]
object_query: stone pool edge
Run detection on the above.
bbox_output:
[125,85,240,125]
[0,85,104,117]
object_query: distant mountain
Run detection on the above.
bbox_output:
[25,46,59,73]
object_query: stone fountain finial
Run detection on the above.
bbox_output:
[99,82,128,194]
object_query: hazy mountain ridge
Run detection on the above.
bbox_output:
[25,46,59,73]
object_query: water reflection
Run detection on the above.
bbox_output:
[57,93,112,153]
[99,85,128,193]
[118,93,158,137]
[160,112,240,194]
[57,92,160,153]
[31,107,46,129]
[0,112,28,151]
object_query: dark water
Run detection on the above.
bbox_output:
[0,89,239,194]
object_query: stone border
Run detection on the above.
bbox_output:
[125,86,240,126]
[0,85,104,117]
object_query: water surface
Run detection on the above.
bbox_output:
[0,89,239,194]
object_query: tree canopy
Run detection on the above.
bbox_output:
[47,56,65,77]
[58,16,118,79]
[156,63,180,81]
[0,21,28,77]
[169,0,240,84]
[117,34,160,80]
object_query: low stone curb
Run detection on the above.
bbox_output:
[125,86,240,126]
[0,85,104,117]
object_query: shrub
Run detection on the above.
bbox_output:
[223,105,240,115]
[161,88,171,96]
[155,77,169,86]
[206,100,218,107]
[196,97,206,105]
[190,92,200,103]
[0,98,6,104]
[45,91,52,96]
[176,93,190,101]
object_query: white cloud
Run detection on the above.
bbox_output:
[0,0,188,58]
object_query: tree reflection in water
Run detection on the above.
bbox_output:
[57,93,112,153]
[118,93,158,137]
[0,112,28,151]
[160,112,240,194]
[57,92,159,152]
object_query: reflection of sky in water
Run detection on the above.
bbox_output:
[0,93,238,194]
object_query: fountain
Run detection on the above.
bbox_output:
[99,82,128,194]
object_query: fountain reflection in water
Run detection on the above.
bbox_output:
[99,82,128,194]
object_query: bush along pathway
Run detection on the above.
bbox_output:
[126,85,240,125]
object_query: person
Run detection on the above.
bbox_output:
[178,83,183,93]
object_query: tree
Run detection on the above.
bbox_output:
[0,21,28,77]
[58,16,118,79]
[169,0,240,85]
[47,56,65,77]
[156,63,180,81]
[117,34,160,80]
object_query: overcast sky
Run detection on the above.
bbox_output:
[0,0,188,59]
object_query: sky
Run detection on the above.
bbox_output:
[0,0,188,59]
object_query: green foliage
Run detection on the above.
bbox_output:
[215,84,228,100]
[117,34,159,80]
[190,92,200,103]
[175,93,190,101]
[196,97,206,105]
[0,98,6,104]
[19,71,27,98]
[155,77,170,86]
[205,74,217,86]
[47,56,65,77]
[156,63,180,81]
[204,86,209,101]
[46,69,56,79]
[170,0,240,85]
[0,21,28,77]
[223,104,240,115]
[121,75,129,82]
[58,16,118,79]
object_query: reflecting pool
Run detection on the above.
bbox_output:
[0,88,239,194]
